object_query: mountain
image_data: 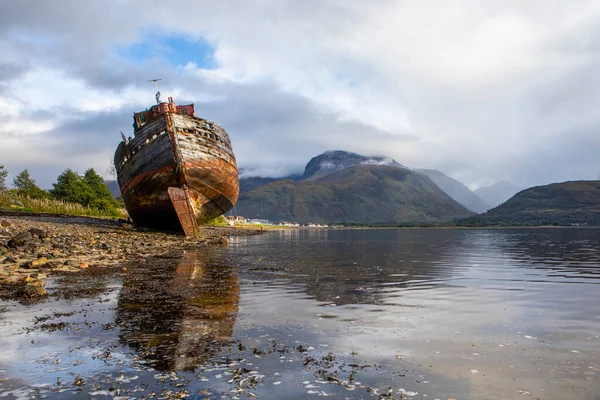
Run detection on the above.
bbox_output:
[300,150,406,181]
[239,177,279,193]
[474,181,522,207]
[235,164,473,224]
[104,180,121,199]
[460,181,600,226]
[239,174,303,193]
[415,169,490,213]
[238,150,405,193]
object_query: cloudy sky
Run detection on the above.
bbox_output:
[1,0,600,190]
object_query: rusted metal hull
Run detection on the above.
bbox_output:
[114,111,238,235]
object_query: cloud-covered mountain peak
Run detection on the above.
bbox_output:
[300,150,405,181]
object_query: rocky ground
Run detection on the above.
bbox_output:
[0,213,265,301]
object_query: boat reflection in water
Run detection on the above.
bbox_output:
[116,250,239,371]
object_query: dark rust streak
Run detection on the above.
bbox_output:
[121,165,175,195]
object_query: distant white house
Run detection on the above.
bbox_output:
[226,215,247,225]
[279,221,300,227]
[247,218,272,225]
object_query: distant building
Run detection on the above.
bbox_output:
[226,215,247,224]
[279,221,300,227]
[247,218,272,225]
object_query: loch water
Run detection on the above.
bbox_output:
[1,228,599,399]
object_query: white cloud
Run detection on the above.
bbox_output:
[7,68,151,113]
[1,0,600,188]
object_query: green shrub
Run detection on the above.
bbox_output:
[204,215,230,226]
[51,168,120,215]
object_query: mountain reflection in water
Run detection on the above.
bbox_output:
[116,250,239,371]
[228,228,473,306]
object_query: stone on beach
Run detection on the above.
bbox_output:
[7,231,34,248]
[0,213,266,302]
[28,228,48,239]
[23,257,48,269]
[19,281,47,298]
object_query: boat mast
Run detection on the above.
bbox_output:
[148,78,162,104]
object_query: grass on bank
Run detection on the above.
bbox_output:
[0,192,127,219]
[204,215,230,226]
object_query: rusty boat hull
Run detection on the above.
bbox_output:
[114,101,238,237]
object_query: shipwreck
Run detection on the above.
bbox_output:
[114,88,239,237]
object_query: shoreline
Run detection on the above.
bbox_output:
[2,212,593,301]
[0,214,266,301]
[236,224,599,230]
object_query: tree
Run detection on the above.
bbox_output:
[0,165,7,192]
[51,169,95,205]
[13,169,35,192]
[51,168,119,214]
[13,169,51,199]
[84,168,120,212]
[84,168,110,197]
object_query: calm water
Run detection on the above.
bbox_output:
[1,228,599,399]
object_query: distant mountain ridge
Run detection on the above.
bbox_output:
[460,180,600,226]
[104,180,121,199]
[239,176,285,193]
[474,181,522,207]
[238,151,491,216]
[234,151,473,224]
[300,150,406,181]
[238,150,408,192]
[415,169,490,213]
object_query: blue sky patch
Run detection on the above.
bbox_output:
[115,32,216,69]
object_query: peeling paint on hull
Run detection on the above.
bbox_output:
[114,103,238,236]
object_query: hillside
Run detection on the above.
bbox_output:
[239,177,279,193]
[235,165,473,224]
[474,181,522,207]
[459,180,600,226]
[415,169,490,213]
